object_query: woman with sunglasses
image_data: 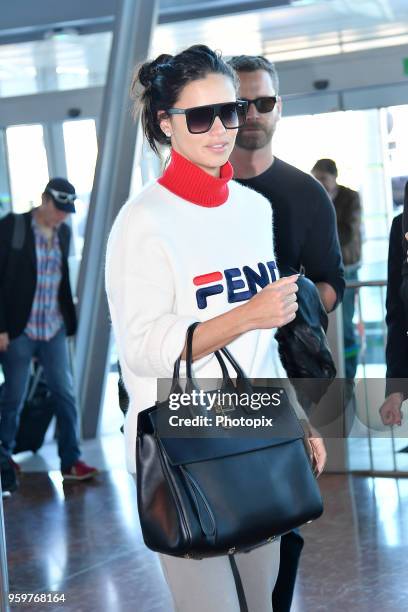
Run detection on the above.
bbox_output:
[106,45,308,612]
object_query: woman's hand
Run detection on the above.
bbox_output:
[182,275,299,361]
[242,274,299,330]
[300,420,327,477]
[307,429,327,478]
[379,392,404,426]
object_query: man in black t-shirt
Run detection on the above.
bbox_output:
[229,56,344,312]
[228,55,344,612]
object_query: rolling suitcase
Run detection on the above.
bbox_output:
[14,366,55,454]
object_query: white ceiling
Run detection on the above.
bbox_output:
[153,0,408,59]
[1,0,408,97]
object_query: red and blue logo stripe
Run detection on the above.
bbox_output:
[193,261,277,309]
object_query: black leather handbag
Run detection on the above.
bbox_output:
[136,323,323,559]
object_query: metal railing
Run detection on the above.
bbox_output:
[341,278,407,476]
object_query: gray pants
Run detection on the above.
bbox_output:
[159,539,280,612]
[132,474,280,611]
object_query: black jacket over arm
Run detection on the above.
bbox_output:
[385,213,408,398]
[0,211,77,340]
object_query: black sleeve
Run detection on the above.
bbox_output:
[301,182,345,309]
[0,214,13,333]
[385,215,408,398]
[58,222,78,337]
[402,181,408,278]
[402,181,408,236]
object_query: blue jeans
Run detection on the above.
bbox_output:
[0,328,80,470]
[343,265,360,379]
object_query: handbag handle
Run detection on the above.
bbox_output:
[186,323,229,376]
[186,322,245,382]
[183,323,254,404]
[170,323,254,409]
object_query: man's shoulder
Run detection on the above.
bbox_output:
[0,212,13,226]
[338,185,359,198]
[391,213,403,235]
[273,158,333,214]
[58,221,71,240]
[275,158,325,191]
[0,211,30,232]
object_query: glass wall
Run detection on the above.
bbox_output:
[273,105,408,471]
[0,129,11,218]
[274,108,392,281]
[6,124,49,213]
[274,107,394,379]
[385,104,408,209]
[2,119,99,297]
[63,119,98,258]
[0,32,112,98]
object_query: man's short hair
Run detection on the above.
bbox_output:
[312,159,338,177]
[228,55,279,95]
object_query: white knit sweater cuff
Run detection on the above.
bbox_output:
[146,313,199,377]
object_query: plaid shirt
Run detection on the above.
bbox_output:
[24,218,64,341]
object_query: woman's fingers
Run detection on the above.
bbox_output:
[280,282,299,297]
[284,292,298,304]
[309,437,327,477]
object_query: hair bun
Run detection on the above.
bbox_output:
[138,54,173,88]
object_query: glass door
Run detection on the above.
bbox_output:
[274,107,405,473]
[6,124,49,213]
[0,129,11,218]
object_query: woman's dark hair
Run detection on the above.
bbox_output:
[131,45,238,155]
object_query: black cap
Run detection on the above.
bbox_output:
[44,177,76,213]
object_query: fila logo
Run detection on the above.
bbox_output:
[193,261,277,309]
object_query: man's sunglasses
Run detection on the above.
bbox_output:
[46,188,76,204]
[166,100,248,134]
[240,96,277,113]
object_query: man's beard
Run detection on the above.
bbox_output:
[235,121,274,151]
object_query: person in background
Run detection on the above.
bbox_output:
[312,158,362,379]
[0,178,97,494]
[380,182,408,428]
[228,55,343,612]
[399,181,408,322]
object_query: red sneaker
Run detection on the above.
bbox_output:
[62,460,98,481]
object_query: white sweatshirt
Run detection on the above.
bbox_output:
[105,160,305,473]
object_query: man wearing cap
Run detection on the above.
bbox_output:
[0,178,97,493]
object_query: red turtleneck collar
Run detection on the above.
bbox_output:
[158,149,233,207]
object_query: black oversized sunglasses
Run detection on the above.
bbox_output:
[167,100,248,134]
[240,96,277,113]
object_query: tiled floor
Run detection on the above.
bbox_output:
[3,436,408,611]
